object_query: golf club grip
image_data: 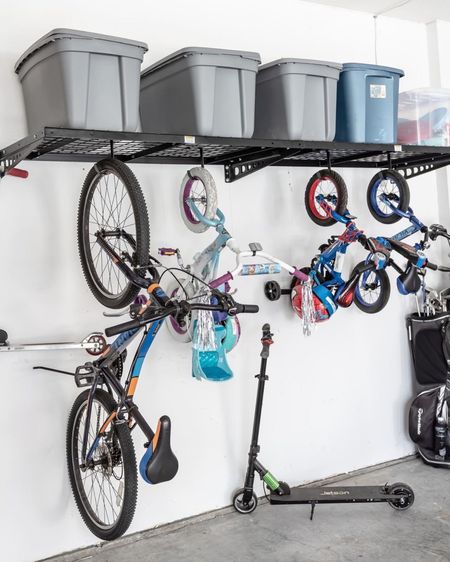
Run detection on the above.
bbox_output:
[105,318,141,337]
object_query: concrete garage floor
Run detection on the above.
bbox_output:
[47,457,450,562]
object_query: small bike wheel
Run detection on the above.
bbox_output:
[387,482,415,511]
[232,488,258,514]
[353,265,391,314]
[165,277,194,343]
[305,169,348,227]
[367,170,410,224]
[179,167,218,233]
[264,280,282,301]
[78,158,150,309]
[67,388,137,541]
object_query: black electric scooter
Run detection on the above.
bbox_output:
[232,324,415,519]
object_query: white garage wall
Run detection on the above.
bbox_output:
[0,1,446,560]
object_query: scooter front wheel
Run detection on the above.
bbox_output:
[353,265,391,314]
[232,488,258,514]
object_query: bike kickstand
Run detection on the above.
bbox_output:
[310,501,316,521]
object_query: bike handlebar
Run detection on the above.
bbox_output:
[6,168,28,179]
[105,299,259,337]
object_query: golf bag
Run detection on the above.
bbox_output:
[407,312,450,467]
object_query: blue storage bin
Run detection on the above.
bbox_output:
[335,63,404,143]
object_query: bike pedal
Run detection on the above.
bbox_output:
[158,247,177,256]
[74,364,96,388]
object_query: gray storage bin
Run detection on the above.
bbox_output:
[15,29,148,133]
[140,47,261,138]
[254,58,342,141]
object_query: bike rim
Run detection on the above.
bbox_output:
[370,177,400,218]
[183,176,207,225]
[83,170,137,300]
[356,271,382,305]
[309,177,338,219]
[72,399,125,530]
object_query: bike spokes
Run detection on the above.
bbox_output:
[75,399,125,529]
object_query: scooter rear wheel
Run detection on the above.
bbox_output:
[387,482,415,510]
[232,488,258,514]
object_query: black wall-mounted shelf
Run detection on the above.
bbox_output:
[2,127,450,183]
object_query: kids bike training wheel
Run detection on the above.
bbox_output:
[179,167,218,233]
[232,488,258,514]
[165,277,194,343]
[353,264,391,314]
[67,388,138,541]
[78,158,150,309]
[305,169,348,227]
[367,170,410,224]
[387,482,415,511]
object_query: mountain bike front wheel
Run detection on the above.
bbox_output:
[353,265,391,314]
[67,388,138,541]
[78,158,150,309]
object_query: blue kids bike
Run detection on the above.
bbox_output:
[291,170,445,321]
[266,195,390,322]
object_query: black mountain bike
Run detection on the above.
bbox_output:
[41,236,258,540]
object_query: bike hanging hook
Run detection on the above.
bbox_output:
[326,150,332,171]
[200,147,205,168]
[110,140,114,159]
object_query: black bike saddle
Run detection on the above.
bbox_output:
[139,415,179,484]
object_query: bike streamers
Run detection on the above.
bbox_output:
[301,279,316,336]
[193,293,217,351]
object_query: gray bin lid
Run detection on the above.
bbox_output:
[342,62,404,77]
[142,46,261,77]
[15,28,148,74]
[259,58,342,72]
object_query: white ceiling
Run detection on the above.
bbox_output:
[306,0,450,23]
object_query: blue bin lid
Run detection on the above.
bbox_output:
[342,62,404,77]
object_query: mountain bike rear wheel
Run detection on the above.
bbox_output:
[67,388,137,541]
[78,159,150,309]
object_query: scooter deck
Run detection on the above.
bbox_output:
[270,485,398,505]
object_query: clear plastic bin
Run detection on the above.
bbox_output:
[398,88,450,146]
